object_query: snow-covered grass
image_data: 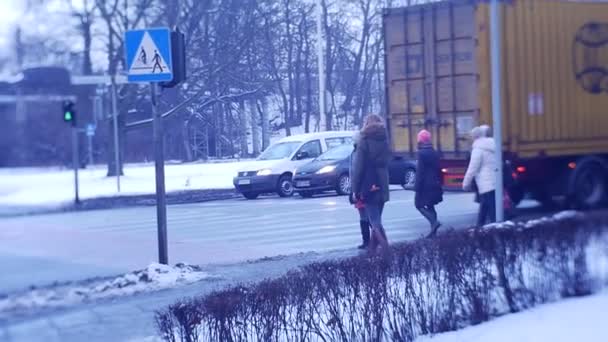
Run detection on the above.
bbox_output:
[416,290,608,342]
[0,160,258,206]
[0,263,215,316]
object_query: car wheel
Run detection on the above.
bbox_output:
[299,191,314,198]
[277,175,295,197]
[336,173,351,196]
[402,168,416,190]
[242,192,259,200]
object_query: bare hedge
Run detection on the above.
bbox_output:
[155,211,608,342]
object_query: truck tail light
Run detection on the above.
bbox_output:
[568,162,576,169]
[516,166,527,173]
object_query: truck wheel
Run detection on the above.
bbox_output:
[277,174,294,197]
[507,185,524,207]
[242,192,259,200]
[336,173,351,196]
[570,158,607,209]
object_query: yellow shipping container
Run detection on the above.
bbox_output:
[383,0,608,159]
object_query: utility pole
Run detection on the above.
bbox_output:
[490,0,504,222]
[316,0,326,131]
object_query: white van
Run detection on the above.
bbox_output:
[233,131,356,199]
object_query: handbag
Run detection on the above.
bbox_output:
[503,188,513,211]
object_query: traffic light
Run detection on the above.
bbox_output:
[161,29,186,88]
[62,100,76,126]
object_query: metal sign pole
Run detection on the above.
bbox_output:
[125,27,174,265]
[72,128,80,204]
[490,0,504,222]
[88,133,94,165]
[151,83,168,264]
[111,77,121,192]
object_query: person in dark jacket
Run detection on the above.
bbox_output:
[415,129,444,238]
[351,114,391,255]
[349,132,371,249]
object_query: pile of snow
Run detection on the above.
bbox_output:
[482,210,583,230]
[0,160,259,206]
[0,263,214,316]
[416,290,608,342]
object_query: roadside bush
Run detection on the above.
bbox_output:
[155,211,608,342]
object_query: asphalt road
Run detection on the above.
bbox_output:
[0,188,480,293]
[0,189,560,342]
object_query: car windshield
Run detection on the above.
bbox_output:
[316,144,353,161]
[257,142,301,160]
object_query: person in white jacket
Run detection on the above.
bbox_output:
[462,126,497,226]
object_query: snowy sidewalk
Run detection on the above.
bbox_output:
[417,291,608,342]
[0,249,357,342]
[0,161,254,207]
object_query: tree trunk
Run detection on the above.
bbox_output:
[249,99,261,155]
[82,21,93,75]
[258,98,270,150]
[238,100,249,157]
[182,119,193,161]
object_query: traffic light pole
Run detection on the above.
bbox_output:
[72,128,80,204]
[151,83,168,265]
[111,77,121,192]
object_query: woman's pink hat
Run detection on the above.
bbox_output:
[417,129,431,143]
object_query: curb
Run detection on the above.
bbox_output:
[0,188,240,218]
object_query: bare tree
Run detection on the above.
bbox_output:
[66,0,97,75]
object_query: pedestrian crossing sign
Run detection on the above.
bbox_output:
[125,28,173,83]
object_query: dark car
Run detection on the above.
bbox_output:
[293,144,418,198]
[293,144,353,198]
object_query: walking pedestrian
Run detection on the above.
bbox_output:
[471,125,490,204]
[349,132,371,249]
[351,114,391,255]
[463,126,497,226]
[414,129,443,238]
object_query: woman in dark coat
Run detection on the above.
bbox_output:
[349,132,371,249]
[351,114,391,254]
[415,129,443,238]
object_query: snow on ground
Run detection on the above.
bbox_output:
[483,210,583,230]
[0,263,215,316]
[0,160,258,206]
[416,290,608,342]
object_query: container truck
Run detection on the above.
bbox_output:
[382,0,608,208]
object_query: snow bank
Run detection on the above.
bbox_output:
[416,290,608,342]
[482,210,583,230]
[0,160,257,206]
[0,263,214,315]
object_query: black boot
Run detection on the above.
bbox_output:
[426,221,442,239]
[358,220,370,249]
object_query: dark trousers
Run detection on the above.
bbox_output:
[365,202,385,229]
[416,204,438,228]
[478,190,496,226]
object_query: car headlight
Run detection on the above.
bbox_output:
[316,165,337,174]
[257,169,272,176]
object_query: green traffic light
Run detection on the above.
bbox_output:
[64,111,73,121]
